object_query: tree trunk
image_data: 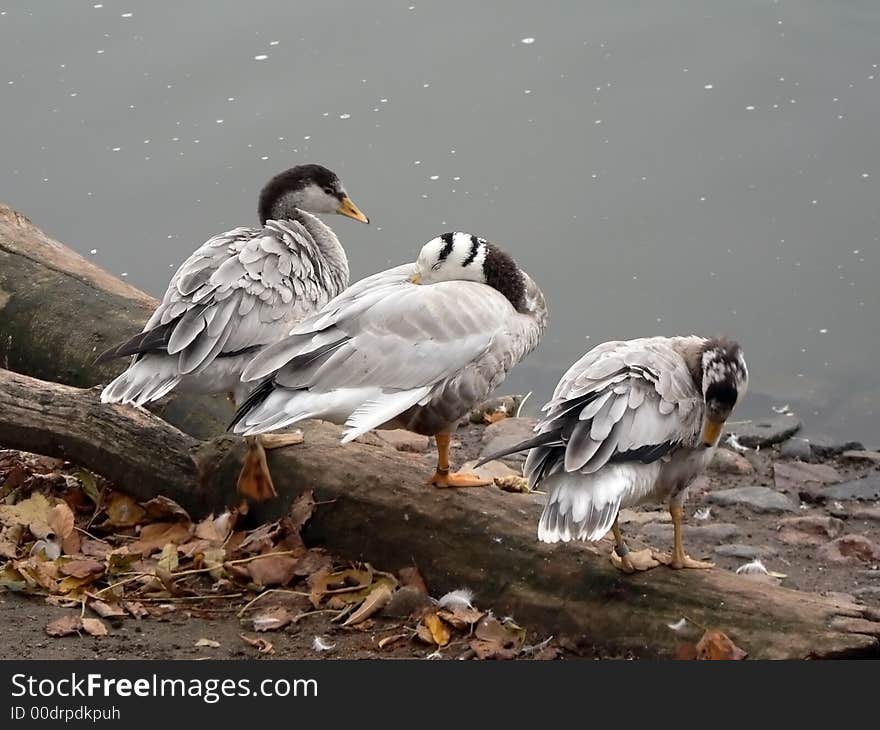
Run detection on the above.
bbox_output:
[1,202,879,659]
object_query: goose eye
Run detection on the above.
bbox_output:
[431,262,442,271]
[323,187,335,196]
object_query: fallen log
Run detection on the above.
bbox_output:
[1,203,879,658]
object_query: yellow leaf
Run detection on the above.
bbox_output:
[343,583,393,627]
[424,613,451,646]
[157,543,179,574]
[0,493,52,537]
[105,493,146,527]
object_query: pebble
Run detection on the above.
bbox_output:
[780,437,813,461]
[706,486,798,513]
[799,434,864,459]
[709,448,754,475]
[730,414,801,448]
[460,459,520,482]
[618,508,671,526]
[713,543,778,559]
[850,505,880,522]
[479,417,537,466]
[638,522,741,544]
[772,461,842,492]
[842,450,880,464]
[817,535,880,564]
[853,586,880,600]
[377,429,430,453]
[816,476,880,502]
[777,515,845,545]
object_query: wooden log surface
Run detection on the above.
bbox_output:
[2,202,880,658]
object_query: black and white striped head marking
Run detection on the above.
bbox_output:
[413,232,526,309]
[701,337,749,422]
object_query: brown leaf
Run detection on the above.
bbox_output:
[57,575,92,596]
[483,411,508,424]
[246,554,300,587]
[46,615,83,637]
[343,583,393,627]
[293,550,332,578]
[59,559,105,580]
[0,524,23,559]
[128,521,192,556]
[80,537,111,559]
[676,643,698,660]
[423,613,451,646]
[308,566,374,608]
[82,618,108,637]
[252,606,294,632]
[123,601,148,619]
[89,599,127,618]
[469,615,523,660]
[235,521,281,555]
[286,489,316,534]
[398,566,428,594]
[141,496,191,522]
[437,605,485,630]
[105,493,146,527]
[61,530,82,556]
[194,511,236,545]
[47,503,75,540]
[240,634,275,654]
[695,629,747,660]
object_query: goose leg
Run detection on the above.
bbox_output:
[655,503,714,570]
[429,433,492,488]
[609,517,661,573]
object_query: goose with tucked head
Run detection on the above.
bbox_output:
[96,163,369,502]
[231,232,548,489]
[478,335,748,573]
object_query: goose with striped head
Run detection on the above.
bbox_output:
[478,336,748,572]
[96,164,369,502]
[230,232,548,488]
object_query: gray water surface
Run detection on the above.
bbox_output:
[1,1,878,442]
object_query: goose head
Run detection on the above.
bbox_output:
[258,164,369,225]
[700,337,749,447]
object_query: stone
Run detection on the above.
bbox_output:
[817,535,880,564]
[816,476,880,502]
[850,506,880,522]
[383,585,433,618]
[618,508,671,526]
[730,414,801,448]
[706,486,798,514]
[713,543,778,559]
[377,429,430,453]
[637,522,741,544]
[479,417,538,465]
[709,448,754,475]
[777,515,845,546]
[780,438,813,461]
[460,459,520,482]
[853,587,880,600]
[799,434,864,459]
[842,450,880,464]
[772,461,842,492]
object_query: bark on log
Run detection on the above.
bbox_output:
[2,203,879,659]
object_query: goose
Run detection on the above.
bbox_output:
[229,231,548,488]
[478,336,748,572]
[96,164,369,501]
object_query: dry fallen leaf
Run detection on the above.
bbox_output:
[483,411,508,424]
[157,543,179,574]
[252,606,294,632]
[141,496,191,522]
[88,599,127,619]
[105,493,147,527]
[82,618,108,637]
[59,559,105,580]
[378,633,408,650]
[240,634,275,654]
[128,521,192,556]
[398,566,428,595]
[47,503,75,540]
[285,489,316,534]
[0,492,53,537]
[422,613,451,647]
[469,615,523,660]
[123,601,148,619]
[246,554,300,588]
[343,583,393,627]
[195,638,220,648]
[195,511,236,545]
[46,615,83,637]
[695,629,747,660]
[437,604,485,630]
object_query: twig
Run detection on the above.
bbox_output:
[236,588,312,618]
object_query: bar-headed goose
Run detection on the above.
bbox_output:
[230,232,548,489]
[479,336,748,572]
[96,164,369,501]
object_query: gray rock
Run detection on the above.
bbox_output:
[479,417,537,465]
[637,522,741,544]
[842,450,880,464]
[730,414,801,448]
[773,461,842,492]
[850,505,880,521]
[853,586,880,600]
[780,437,813,461]
[816,476,880,502]
[706,486,798,513]
[618,508,671,526]
[817,535,880,564]
[709,448,754,475]
[777,515,845,545]
[799,433,864,459]
[377,429,430,453]
[713,543,778,559]
[460,459,520,482]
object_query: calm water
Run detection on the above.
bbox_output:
[1,1,878,442]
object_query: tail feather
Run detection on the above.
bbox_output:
[100,355,181,406]
[473,430,561,468]
[536,471,623,543]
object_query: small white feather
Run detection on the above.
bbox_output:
[735,559,769,575]
[693,507,712,521]
[437,588,475,610]
[311,635,336,652]
[666,618,688,632]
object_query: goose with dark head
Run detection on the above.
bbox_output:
[231,231,547,490]
[96,163,369,503]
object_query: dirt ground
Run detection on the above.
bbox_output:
[1,413,879,660]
